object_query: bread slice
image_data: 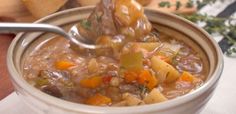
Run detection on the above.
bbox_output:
[22,0,68,18]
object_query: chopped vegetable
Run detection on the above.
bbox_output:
[95,35,113,47]
[178,71,196,83]
[115,0,143,26]
[80,76,102,88]
[124,70,139,83]
[80,20,91,30]
[133,42,161,52]
[156,43,181,63]
[120,52,143,70]
[102,75,112,84]
[86,94,112,106]
[124,69,158,90]
[122,93,145,106]
[156,55,171,63]
[137,70,158,90]
[143,88,167,104]
[151,56,180,83]
[35,78,49,87]
[55,60,75,70]
[88,58,99,73]
[110,77,120,87]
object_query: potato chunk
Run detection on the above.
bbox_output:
[88,58,99,73]
[144,88,167,104]
[115,0,143,26]
[122,93,145,106]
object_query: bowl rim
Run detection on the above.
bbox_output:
[7,6,224,114]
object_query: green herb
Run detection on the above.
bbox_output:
[196,0,225,9]
[80,20,91,30]
[158,1,171,8]
[226,47,236,56]
[139,85,148,95]
[176,1,182,10]
[186,0,194,8]
[180,13,236,56]
[159,0,236,56]
[35,78,49,87]
[171,52,179,65]
[158,0,191,10]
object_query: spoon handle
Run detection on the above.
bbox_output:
[0,23,69,38]
[0,23,97,49]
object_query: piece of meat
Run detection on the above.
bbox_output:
[39,70,70,80]
[78,0,118,42]
[41,85,63,98]
[36,70,73,98]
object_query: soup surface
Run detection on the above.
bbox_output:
[23,32,207,106]
[23,0,208,106]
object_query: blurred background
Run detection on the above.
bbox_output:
[0,0,235,54]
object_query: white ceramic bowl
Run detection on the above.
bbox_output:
[7,7,223,114]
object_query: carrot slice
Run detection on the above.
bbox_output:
[179,71,196,83]
[124,70,139,83]
[80,76,102,88]
[137,70,158,90]
[86,94,112,106]
[55,60,75,70]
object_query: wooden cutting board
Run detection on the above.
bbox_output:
[0,0,36,22]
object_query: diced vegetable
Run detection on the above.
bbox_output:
[151,56,180,83]
[124,70,158,89]
[95,35,112,47]
[102,76,112,84]
[120,52,143,70]
[110,77,120,87]
[179,71,196,83]
[137,70,158,90]
[88,58,99,73]
[112,101,127,106]
[122,93,145,106]
[129,42,161,52]
[35,78,49,87]
[143,88,167,104]
[55,60,75,70]
[124,70,139,83]
[86,94,112,106]
[80,20,91,30]
[156,55,171,63]
[115,0,143,26]
[80,76,102,88]
[155,42,181,63]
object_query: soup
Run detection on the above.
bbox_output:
[23,0,208,106]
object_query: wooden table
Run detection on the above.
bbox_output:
[0,34,15,100]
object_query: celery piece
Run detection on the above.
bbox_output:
[120,52,143,70]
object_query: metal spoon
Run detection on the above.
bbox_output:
[0,23,98,49]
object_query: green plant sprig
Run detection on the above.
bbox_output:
[180,13,236,56]
[158,0,193,10]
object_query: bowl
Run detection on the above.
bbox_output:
[7,6,223,114]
